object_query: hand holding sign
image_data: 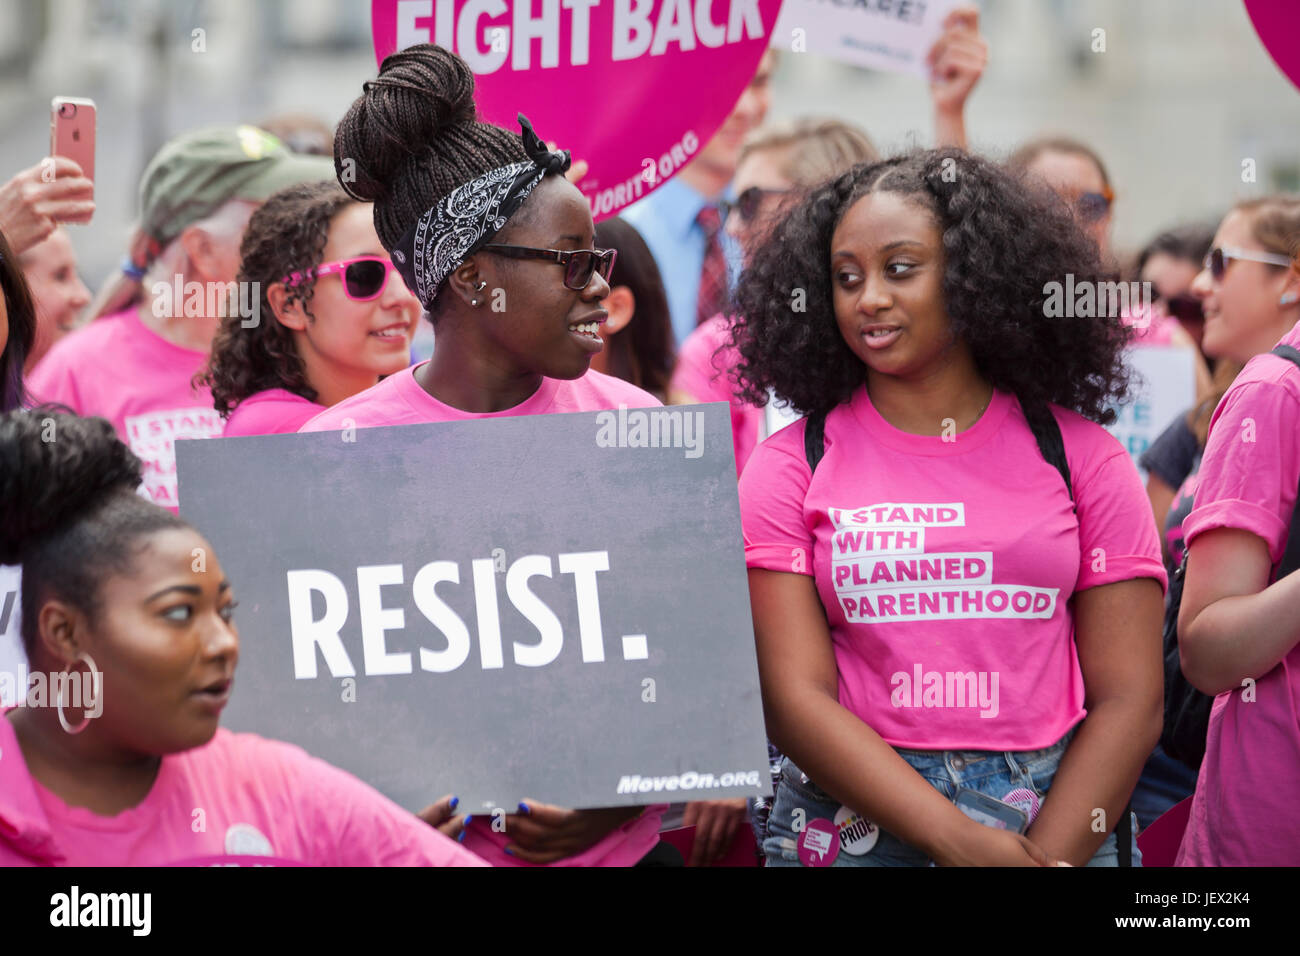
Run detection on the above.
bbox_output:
[682,797,749,866]
[504,801,645,864]
[416,793,466,840]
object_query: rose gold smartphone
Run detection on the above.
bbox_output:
[50,96,96,195]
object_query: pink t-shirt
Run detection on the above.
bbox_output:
[1176,321,1300,867]
[223,388,325,437]
[300,363,660,431]
[671,315,763,477]
[739,385,1166,751]
[26,308,221,512]
[301,362,667,866]
[1125,306,1183,347]
[0,713,486,866]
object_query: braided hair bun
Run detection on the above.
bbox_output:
[334,43,529,250]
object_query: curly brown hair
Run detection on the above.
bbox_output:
[199,180,358,416]
[731,148,1132,421]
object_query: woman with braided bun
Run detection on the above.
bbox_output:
[735,149,1166,866]
[300,44,669,866]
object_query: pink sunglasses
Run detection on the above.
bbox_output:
[282,256,401,302]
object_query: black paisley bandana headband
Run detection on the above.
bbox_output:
[390,113,571,310]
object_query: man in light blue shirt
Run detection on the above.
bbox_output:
[623,51,776,347]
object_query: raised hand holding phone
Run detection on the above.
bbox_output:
[0,155,94,255]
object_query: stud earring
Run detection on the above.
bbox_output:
[1281,292,1298,306]
[475,281,487,291]
[471,299,479,306]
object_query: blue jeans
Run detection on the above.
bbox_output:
[763,728,1141,867]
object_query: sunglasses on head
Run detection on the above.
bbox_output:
[480,243,617,291]
[282,256,399,302]
[719,186,792,224]
[1203,245,1294,282]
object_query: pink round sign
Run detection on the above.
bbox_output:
[371,0,784,221]
[1244,0,1300,93]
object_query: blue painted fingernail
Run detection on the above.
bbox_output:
[518,802,530,815]
[457,830,465,843]
[449,796,459,811]
[504,846,515,856]
[464,815,473,827]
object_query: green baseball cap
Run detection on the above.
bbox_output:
[139,125,335,247]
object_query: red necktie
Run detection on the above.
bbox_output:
[696,205,728,326]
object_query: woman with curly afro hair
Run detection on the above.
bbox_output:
[734,148,1167,866]
[199,180,421,436]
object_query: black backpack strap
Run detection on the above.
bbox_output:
[1024,398,1135,854]
[1270,346,1300,580]
[1117,806,1132,866]
[804,408,828,473]
[1019,397,1074,502]
[806,398,1075,501]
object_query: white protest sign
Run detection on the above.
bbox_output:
[1107,345,1198,480]
[0,565,24,707]
[772,0,962,75]
[763,387,803,441]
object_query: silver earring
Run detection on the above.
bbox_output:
[57,650,100,735]
[475,281,487,291]
[471,299,479,306]
[1281,292,1298,306]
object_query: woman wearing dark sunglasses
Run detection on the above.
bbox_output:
[1007,137,1116,261]
[1150,198,1300,576]
[1128,196,1300,837]
[299,45,665,868]
[1135,225,1215,356]
[1174,195,1300,866]
[201,181,421,436]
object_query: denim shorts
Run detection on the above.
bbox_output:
[763,728,1141,867]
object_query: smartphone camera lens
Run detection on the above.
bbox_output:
[58,102,77,119]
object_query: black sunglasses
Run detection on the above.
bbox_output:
[719,186,792,224]
[1162,292,1203,324]
[1074,190,1113,224]
[480,244,617,291]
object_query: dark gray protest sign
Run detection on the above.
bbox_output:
[176,403,770,813]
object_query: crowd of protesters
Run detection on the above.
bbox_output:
[1,6,1297,867]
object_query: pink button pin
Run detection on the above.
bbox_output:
[797,817,840,867]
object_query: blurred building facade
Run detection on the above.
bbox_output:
[0,0,1295,289]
